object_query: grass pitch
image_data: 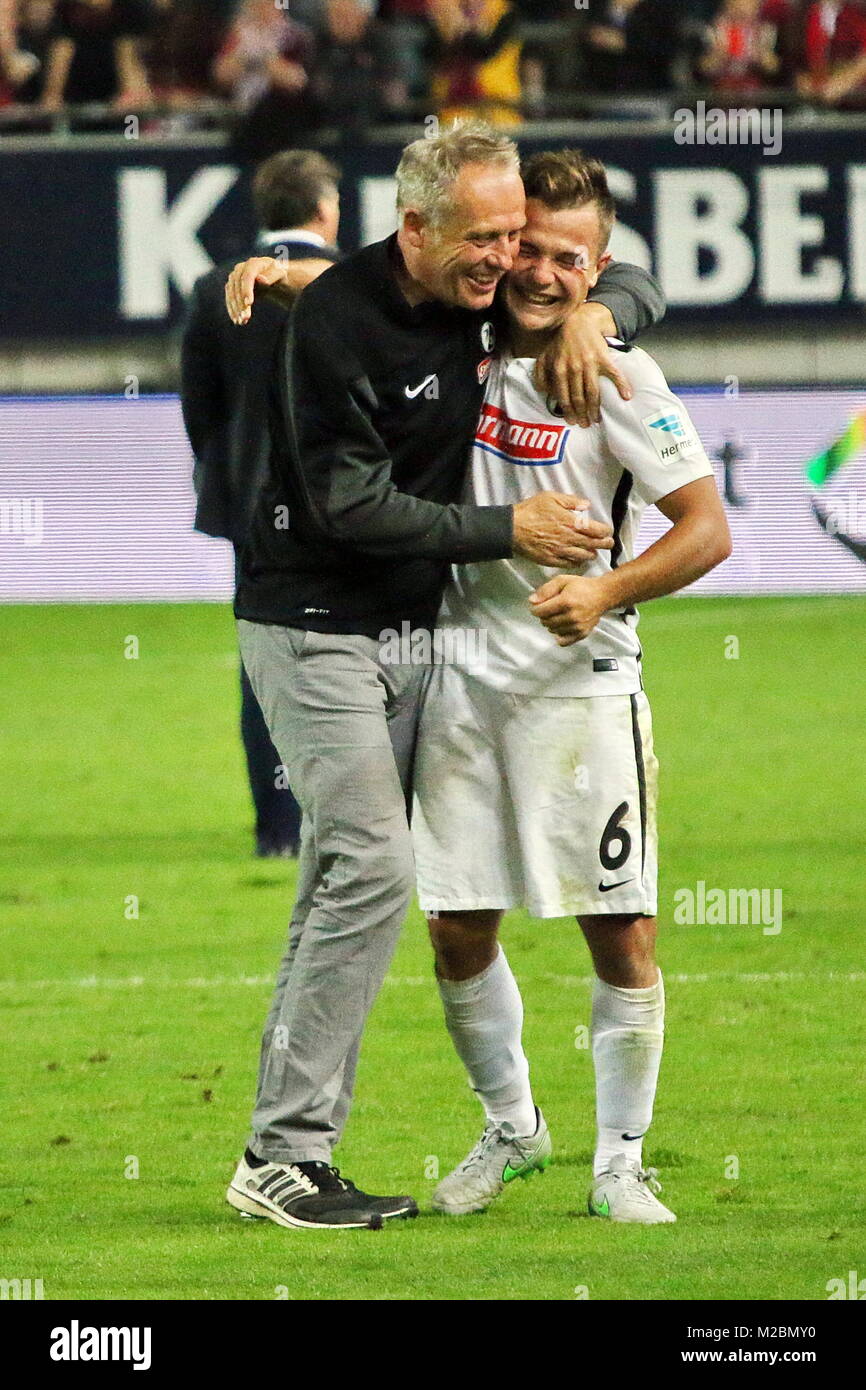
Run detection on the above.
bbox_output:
[1,596,864,1301]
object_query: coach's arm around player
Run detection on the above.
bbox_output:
[226,255,336,319]
[270,274,614,572]
[226,254,665,434]
[530,476,732,646]
[227,292,623,572]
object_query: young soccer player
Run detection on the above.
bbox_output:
[413,150,732,1223]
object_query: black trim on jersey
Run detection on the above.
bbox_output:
[609,469,633,569]
[630,694,647,875]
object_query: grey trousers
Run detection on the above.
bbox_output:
[237,619,426,1164]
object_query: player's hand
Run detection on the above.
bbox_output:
[512,494,613,568]
[226,256,334,323]
[529,574,611,646]
[534,302,633,428]
[226,257,288,324]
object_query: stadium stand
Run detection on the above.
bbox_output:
[1,0,866,131]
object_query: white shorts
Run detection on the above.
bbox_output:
[412,666,658,919]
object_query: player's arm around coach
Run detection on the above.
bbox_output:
[220,124,668,1228]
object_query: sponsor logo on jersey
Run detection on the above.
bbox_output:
[642,407,701,462]
[481,320,496,353]
[648,412,686,439]
[475,402,569,466]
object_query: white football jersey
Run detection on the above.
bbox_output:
[438,344,714,696]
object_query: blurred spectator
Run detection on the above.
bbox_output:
[0,0,13,104]
[0,0,15,53]
[378,0,429,96]
[40,0,153,109]
[1,0,36,100]
[760,0,800,83]
[580,0,686,94]
[801,0,866,103]
[145,0,230,106]
[1,0,26,93]
[427,0,523,125]
[2,1,55,103]
[697,0,781,92]
[802,0,845,82]
[308,0,406,129]
[581,0,642,92]
[213,0,315,160]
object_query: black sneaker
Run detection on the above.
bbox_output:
[227,1153,384,1229]
[299,1161,418,1222]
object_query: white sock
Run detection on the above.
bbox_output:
[591,971,665,1178]
[437,946,537,1137]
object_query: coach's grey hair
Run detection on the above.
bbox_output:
[395,121,520,229]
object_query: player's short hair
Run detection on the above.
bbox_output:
[396,120,520,230]
[252,150,341,233]
[520,149,616,255]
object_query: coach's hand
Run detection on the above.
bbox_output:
[226,257,286,324]
[529,573,611,646]
[534,302,632,429]
[513,494,613,568]
[226,256,333,324]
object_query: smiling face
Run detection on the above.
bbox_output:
[505,198,611,339]
[400,161,526,311]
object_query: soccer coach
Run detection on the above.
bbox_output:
[224,122,666,1231]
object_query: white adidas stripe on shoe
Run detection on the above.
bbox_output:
[227,1154,382,1230]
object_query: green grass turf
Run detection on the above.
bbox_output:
[1,596,864,1301]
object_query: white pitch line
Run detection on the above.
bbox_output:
[543,970,866,986]
[0,971,864,991]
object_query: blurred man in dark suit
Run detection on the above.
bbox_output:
[181,149,341,858]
